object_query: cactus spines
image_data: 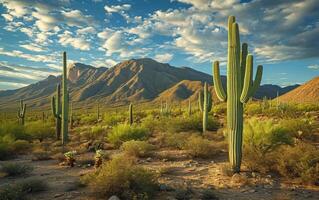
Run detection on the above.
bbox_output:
[17,99,26,125]
[129,103,133,125]
[213,16,263,173]
[61,51,69,145]
[52,84,62,140]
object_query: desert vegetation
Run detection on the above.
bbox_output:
[0,15,319,200]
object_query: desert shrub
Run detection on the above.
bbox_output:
[278,118,316,140]
[0,142,12,160]
[296,103,319,112]
[0,122,29,141]
[213,103,226,115]
[82,154,158,199]
[182,135,213,158]
[25,121,54,142]
[103,113,126,126]
[276,142,319,184]
[0,178,47,200]
[167,115,219,133]
[243,118,293,172]
[80,114,97,124]
[141,116,167,133]
[11,140,31,153]
[159,132,188,149]
[107,124,149,147]
[245,102,299,118]
[121,140,155,157]
[0,162,33,176]
[31,150,52,161]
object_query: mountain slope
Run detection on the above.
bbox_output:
[277,76,319,103]
[0,58,300,109]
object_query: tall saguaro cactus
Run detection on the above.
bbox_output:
[17,99,26,125]
[198,83,212,133]
[61,52,69,145]
[52,84,62,139]
[213,16,263,173]
[129,103,133,125]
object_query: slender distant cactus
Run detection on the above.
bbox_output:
[52,84,62,140]
[129,103,133,125]
[188,99,192,116]
[61,52,69,145]
[213,16,263,173]
[160,100,163,114]
[17,99,26,125]
[198,83,212,133]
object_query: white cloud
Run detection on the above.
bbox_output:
[77,27,96,35]
[308,64,319,70]
[104,4,131,13]
[20,44,45,52]
[154,53,173,63]
[1,13,13,21]
[0,48,56,63]
[61,9,94,27]
[97,28,114,39]
[91,59,117,68]
[58,31,90,50]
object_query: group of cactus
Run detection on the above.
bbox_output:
[51,52,69,146]
[198,82,212,133]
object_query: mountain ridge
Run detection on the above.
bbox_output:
[0,58,301,109]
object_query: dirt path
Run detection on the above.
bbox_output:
[1,151,319,200]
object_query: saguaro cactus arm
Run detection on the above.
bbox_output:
[249,65,263,97]
[240,55,253,103]
[213,61,227,102]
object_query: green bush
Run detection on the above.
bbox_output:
[167,115,219,133]
[0,162,33,176]
[82,154,158,199]
[107,124,149,147]
[278,118,316,140]
[182,135,213,158]
[243,118,293,172]
[0,139,31,160]
[159,132,188,149]
[121,140,155,157]
[0,122,29,141]
[25,121,54,142]
[103,113,126,126]
[276,143,319,184]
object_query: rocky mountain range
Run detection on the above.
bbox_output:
[0,58,302,110]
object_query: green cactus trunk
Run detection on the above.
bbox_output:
[52,84,62,140]
[199,83,212,133]
[213,16,263,173]
[129,103,133,125]
[61,52,69,145]
[17,99,26,125]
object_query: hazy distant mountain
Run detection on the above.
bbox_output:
[254,84,300,99]
[0,58,299,109]
[277,76,319,103]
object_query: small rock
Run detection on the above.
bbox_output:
[146,157,152,162]
[248,189,256,193]
[108,195,120,200]
[162,158,168,162]
[211,160,215,164]
[54,193,64,198]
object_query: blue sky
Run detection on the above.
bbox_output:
[0,0,318,90]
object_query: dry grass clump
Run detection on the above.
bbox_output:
[182,135,215,158]
[120,140,155,158]
[0,178,47,199]
[0,162,33,177]
[276,142,319,184]
[81,154,158,199]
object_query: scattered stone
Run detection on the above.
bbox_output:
[248,189,256,193]
[146,157,152,162]
[211,160,215,164]
[162,158,168,162]
[108,195,120,200]
[54,193,64,198]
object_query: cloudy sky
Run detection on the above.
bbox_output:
[0,0,318,90]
